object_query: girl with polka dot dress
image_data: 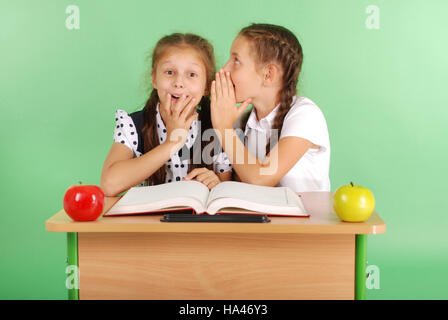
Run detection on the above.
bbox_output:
[101,33,232,197]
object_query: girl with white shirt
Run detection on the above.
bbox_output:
[100,33,232,197]
[185,24,330,192]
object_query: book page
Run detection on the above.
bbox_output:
[205,182,306,216]
[107,181,210,214]
[207,181,294,207]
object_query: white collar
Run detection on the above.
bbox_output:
[245,104,280,135]
[244,97,300,135]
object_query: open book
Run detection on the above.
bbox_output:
[104,181,309,217]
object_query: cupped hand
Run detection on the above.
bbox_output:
[183,168,221,189]
[210,69,251,130]
[159,93,199,147]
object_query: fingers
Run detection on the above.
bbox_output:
[183,168,221,189]
[184,167,208,181]
[211,81,216,106]
[225,71,235,98]
[194,171,213,183]
[202,175,219,189]
[219,69,229,96]
[185,111,199,131]
[207,180,220,189]
[172,94,191,117]
[184,168,219,186]
[215,72,222,99]
[161,93,172,115]
[237,98,252,116]
[195,171,217,185]
[179,96,197,120]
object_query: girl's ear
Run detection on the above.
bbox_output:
[151,71,157,89]
[263,64,281,87]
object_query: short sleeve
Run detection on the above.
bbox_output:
[113,109,142,157]
[280,100,330,153]
[213,151,232,173]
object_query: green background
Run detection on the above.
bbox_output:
[1,0,447,299]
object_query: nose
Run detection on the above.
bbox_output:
[173,74,184,88]
[223,59,231,72]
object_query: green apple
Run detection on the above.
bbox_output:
[333,182,375,222]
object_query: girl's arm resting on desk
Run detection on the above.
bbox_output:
[100,141,181,197]
[215,128,312,187]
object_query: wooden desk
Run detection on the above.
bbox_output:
[46,192,385,300]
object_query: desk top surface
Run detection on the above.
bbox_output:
[46,192,385,234]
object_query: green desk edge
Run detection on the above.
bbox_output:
[67,232,79,300]
[66,232,368,300]
[355,234,367,300]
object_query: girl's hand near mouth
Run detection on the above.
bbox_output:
[210,70,251,131]
[159,93,198,151]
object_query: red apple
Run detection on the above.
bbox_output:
[63,182,105,221]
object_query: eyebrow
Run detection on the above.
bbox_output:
[160,61,202,68]
[231,52,240,57]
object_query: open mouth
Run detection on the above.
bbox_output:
[170,94,182,102]
[170,96,179,104]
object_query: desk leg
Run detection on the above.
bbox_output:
[355,234,367,300]
[67,232,79,300]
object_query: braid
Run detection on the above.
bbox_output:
[188,96,214,173]
[142,90,165,186]
[273,84,296,134]
[239,24,303,154]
